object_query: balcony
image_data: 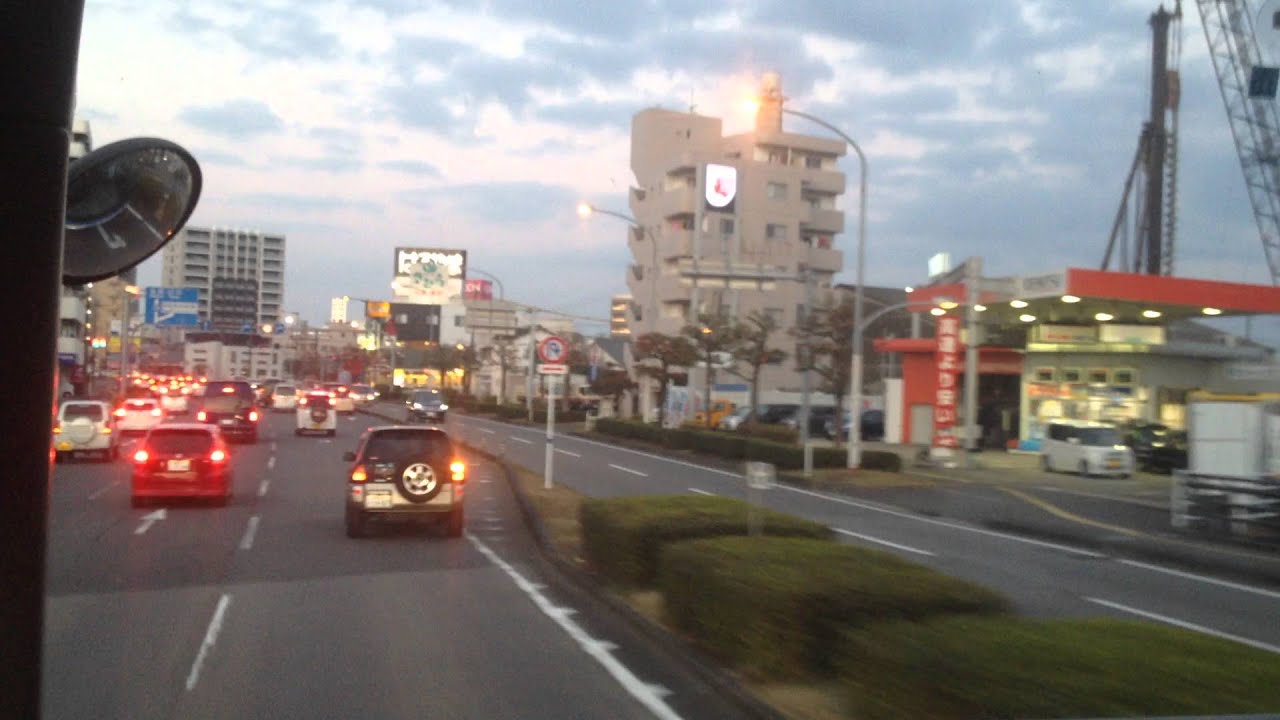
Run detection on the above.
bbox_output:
[57,336,84,363]
[59,295,85,321]
[800,170,846,196]
[803,246,844,274]
[802,207,845,234]
[658,185,696,219]
[629,264,645,282]
[659,230,692,260]
[653,273,692,302]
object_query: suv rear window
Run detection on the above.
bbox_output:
[363,429,452,463]
[147,429,214,454]
[302,394,332,408]
[62,404,105,421]
[274,385,295,395]
[204,382,254,400]
[411,391,442,404]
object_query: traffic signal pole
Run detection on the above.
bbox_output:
[0,2,85,716]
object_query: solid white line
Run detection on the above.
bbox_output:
[480,428,496,435]
[777,484,1105,558]
[1085,597,1280,655]
[270,441,277,452]
[688,488,716,496]
[556,449,582,458]
[1116,559,1280,600]
[88,480,119,500]
[834,528,936,556]
[609,464,648,477]
[257,479,270,497]
[510,437,533,445]
[466,533,682,719]
[239,516,260,550]
[185,593,232,691]
[266,456,276,470]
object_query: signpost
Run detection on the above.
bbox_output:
[143,287,199,327]
[537,336,570,489]
[744,461,775,536]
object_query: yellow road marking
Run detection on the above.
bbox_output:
[996,486,1144,538]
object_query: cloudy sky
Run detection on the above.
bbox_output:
[76,0,1279,343]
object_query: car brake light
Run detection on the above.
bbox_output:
[351,465,368,482]
[151,408,162,417]
[197,410,207,421]
[102,427,112,434]
[328,392,336,398]
[52,424,61,434]
[157,387,168,394]
[114,408,126,418]
[450,460,466,482]
[209,449,227,463]
[222,387,236,393]
[133,449,149,463]
[299,397,308,406]
[248,410,259,422]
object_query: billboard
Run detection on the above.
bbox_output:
[366,301,390,319]
[464,278,493,301]
[392,247,467,304]
[704,163,738,212]
[144,287,200,327]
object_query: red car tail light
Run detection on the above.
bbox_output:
[209,449,227,463]
[248,410,259,422]
[299,397,308,406]
[132,449,149,463]
[197,410,207,421]
[151,408,162,417]
[52,423,62,435]
[114,408,127,418]
[450,460,466,482]
[351,465,368,482]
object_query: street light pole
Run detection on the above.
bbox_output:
[779,107,868,470]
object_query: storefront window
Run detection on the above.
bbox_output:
[1087,368,1109,384]
[1062,368,1082,383]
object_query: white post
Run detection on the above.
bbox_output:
[526,317,537,421]
[962,257,982,467]
[544,374,556,489]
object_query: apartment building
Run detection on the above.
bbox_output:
[610,294,631,338]
[330,296,349,324]
[161,226,286,327]
[626,74,847,408]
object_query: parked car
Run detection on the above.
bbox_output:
[825,409,886,441]
[53,400,119,462]
[343,425,466,538]
[271,383,299,412]
[1121,420,1176,471]
[755,403,800,425]
[130,424,232,507]
[405,389,448,423]
[1041,420,1134,477]
[195,380,261,444]
[780,406,838,436]
[1140,428,1188,473]
[114,397,164,435]
[718,405,754,431]
[296,392,337,437]
[691,399,735,428]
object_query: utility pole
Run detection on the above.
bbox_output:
[1144,5,1174,275]
[799,263,814,476]
[962,258,982,465]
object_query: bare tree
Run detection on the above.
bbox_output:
[797,297,854,443]
[632,332,697,427]
[728,311,787,423]
[682,313,740,428]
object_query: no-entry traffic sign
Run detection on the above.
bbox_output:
[537,335,569,364]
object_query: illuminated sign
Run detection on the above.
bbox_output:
[392,247,467,305]
[927,253,951,278]
[704,164,738,209]
[365,301,390,319]
[464,278,493,301]
[933,316,961,450]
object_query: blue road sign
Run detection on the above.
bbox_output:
[144,287,200,327]
[274,323,286,335]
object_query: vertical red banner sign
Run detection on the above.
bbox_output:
[933,316,961,450]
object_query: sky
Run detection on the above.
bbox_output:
[76,0,1280,344]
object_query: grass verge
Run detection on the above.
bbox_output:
[510,466,585,562]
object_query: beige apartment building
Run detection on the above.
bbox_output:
[626,77,847,416]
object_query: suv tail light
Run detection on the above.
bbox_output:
[449,460,466,482]
[114,408,127,418]
[209,449,227,463]
[132,449,149,464]
[351,465,368,482]
[248,410,260,422]
[299,397,308,406]
[53,423,61,435]
[197,410,207,421]
[150,408,163,417]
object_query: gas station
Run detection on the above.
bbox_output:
[876,266,1280,452]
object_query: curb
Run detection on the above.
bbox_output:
[358,408,786,720]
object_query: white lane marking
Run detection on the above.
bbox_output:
[777,484,1105,558]
[834,528,936,557]
[609,464,648,477]
[266,456,276,470]
[1085,597,1280,655]
[556,449,582,458]
[688,488,716,496]
[466,533,681,719]
[1117,559,1280,600]
[270,441,277,452]
[134,508,167,535]
[481,428,496,435]
[88,480,119,500]
[257,479,270,497]
[239,516,261,550]
[510,437,534,445]
[186,594,232,691]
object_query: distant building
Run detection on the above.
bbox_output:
[610,294,631,338]
[183,333,284,380]
[161,226,286,328]
[58,117,95,394]
[330,296,349,324]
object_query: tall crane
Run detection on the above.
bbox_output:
[1196,0,1280,285]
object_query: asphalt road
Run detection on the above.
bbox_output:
[442,411,1280,656]
[44,411,745,720]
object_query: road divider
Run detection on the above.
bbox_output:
[185,593,232,691]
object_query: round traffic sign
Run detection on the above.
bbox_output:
[537,336,569,364]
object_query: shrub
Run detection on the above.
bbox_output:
[659,537,1009,678]
[579,495,832,587]
[738,422,799,444]
[595,418,666,444]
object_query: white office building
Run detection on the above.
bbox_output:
[161,226,286,327]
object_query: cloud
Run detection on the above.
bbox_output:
[400,181,579,225]
[381,159,443,177]
[236,192,382,214]
[178,99,283,138]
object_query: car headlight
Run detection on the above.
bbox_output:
[413,403,423,410]
[439,404,448,411]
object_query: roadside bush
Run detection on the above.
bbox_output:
[579,495,832,587]
[738,422,799,444]
[494,404,528,420]
[840,616,1280,720]
[659,537,1009,678]
[595,418,665,444]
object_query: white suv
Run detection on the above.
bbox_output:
[54,401,119,462]
[1041,420,1134,478]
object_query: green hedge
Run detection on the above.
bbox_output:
[659,537,1009,678]
[595,417,666,444]
[738,422,799,444]
[840,616,1280,720]
[579,495,832,587]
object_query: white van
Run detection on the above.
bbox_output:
[1041,420,1134,478]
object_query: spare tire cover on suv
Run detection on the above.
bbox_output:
[65,417,97,444]
[396,462,442,503]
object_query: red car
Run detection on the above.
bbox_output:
[131,423,233,507]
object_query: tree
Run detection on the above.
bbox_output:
[728,311,787,423]
[632,332,696,427]
[589,368,635,414]
[422,344,462,390]
[681,313,739,428]
[797,297,854,443]
[490,335,519,403]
